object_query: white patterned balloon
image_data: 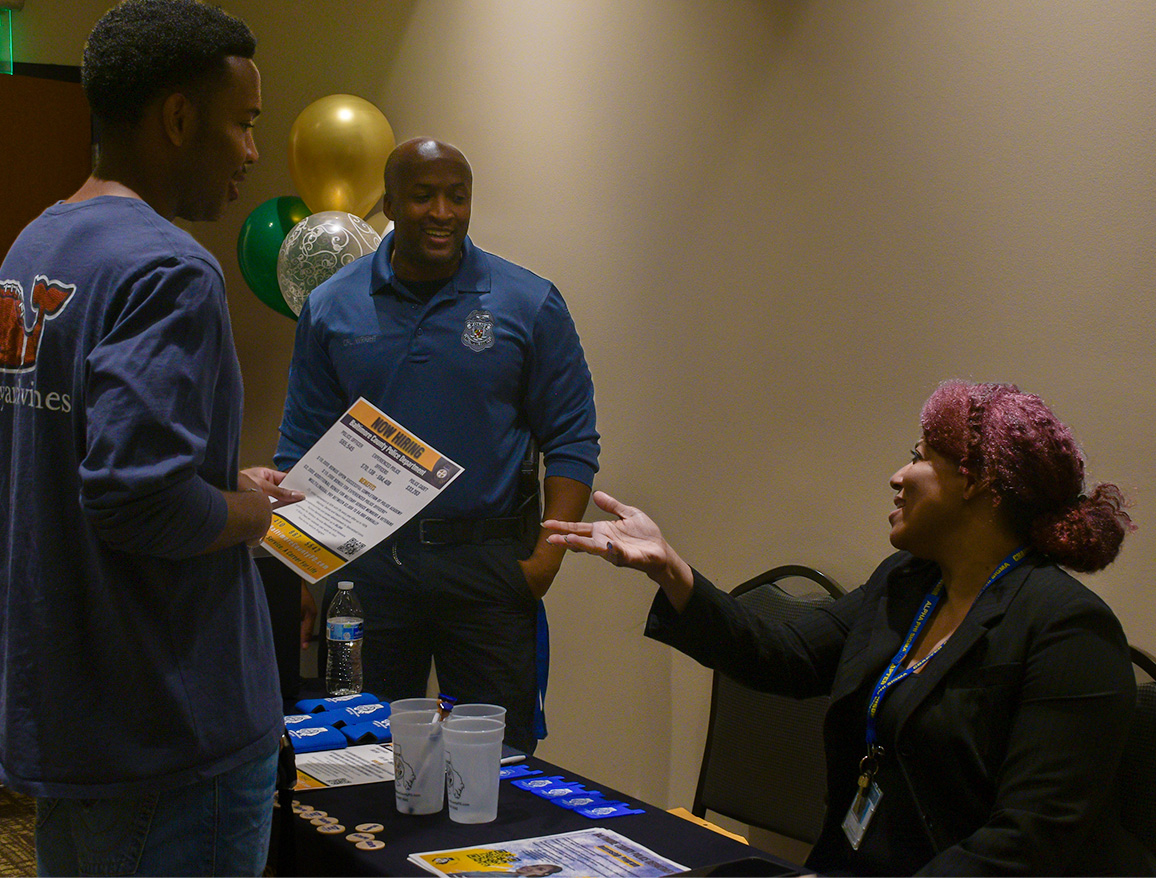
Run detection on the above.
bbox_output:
[276,211,382,315]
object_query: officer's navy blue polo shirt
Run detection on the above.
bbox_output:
[276,232,599,521]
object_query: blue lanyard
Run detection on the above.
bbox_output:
[864,546,1028,749]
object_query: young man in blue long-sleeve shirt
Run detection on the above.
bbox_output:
[0,2,299,873]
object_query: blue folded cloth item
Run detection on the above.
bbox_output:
[287,725,347,753]
[284,712,335,731]
[574,800,646,818]
[340,717,392,744]
[531,781,595,800]
[295,692,380,714]
[552,791,609,810]
[510,775,594,800]
[508,773,642,817]
[332,701,391,727]
[511,775,567,793]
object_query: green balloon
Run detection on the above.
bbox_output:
[237,196,311,319]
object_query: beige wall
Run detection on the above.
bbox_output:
[14,0,1156,819]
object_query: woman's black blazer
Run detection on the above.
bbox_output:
[646,551,1154,875]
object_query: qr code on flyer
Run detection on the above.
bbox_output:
[339,538,366,556]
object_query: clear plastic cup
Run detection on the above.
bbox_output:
[450,703,507,725]
[443,717,505,823]
[390,710,446,814]
[389,697,441,715]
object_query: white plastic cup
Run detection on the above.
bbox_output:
[389,697,441,715]
[443,717,505,823]
[390,710,446,815]
[450,703,507,726]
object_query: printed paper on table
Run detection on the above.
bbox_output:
[409,827,687,878]
[294,743,395,790]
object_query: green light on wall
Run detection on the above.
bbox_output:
[1,10,12,75]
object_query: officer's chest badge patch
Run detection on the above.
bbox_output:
[461,309,496,352]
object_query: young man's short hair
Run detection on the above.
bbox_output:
[82,0,255,128]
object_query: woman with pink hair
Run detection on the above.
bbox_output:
[546,381,1152,876]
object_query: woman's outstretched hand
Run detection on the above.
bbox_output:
[544,490,695,611]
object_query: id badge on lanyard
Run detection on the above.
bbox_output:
[842,749,883,850]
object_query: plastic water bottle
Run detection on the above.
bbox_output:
[326,580,363,696]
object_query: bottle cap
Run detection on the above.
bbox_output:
[337,581,353,590]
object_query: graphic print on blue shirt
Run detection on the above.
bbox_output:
[0,276,77,374]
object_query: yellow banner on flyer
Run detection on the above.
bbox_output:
[414,848,520,873]
[348,398,446,471]
[262,514,345,580]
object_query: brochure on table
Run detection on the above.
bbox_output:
[409,827,687,878]
[294,743,395,790]
[261,397,463,583]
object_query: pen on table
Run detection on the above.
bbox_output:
[500,754,526,765]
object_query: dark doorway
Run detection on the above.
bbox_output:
[0,64,91,256]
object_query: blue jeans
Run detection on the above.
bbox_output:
[34,747,278,877]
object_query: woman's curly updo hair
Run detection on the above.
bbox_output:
[82,0,255,129]
[920,380,1133,572]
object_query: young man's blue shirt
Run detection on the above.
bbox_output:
[0,196,282,797]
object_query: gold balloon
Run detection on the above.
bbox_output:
[288,94,395,218]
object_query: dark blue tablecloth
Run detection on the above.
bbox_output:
[282,750,800,876]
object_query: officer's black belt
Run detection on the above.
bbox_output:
[416,516,525,546]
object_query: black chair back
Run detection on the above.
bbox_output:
[692,565,842,844]
[1119,645,1156,857]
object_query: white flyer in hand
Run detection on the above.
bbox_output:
[261,397,463,583]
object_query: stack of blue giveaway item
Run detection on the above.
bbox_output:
[285,693,392,752]
[507,773,646,819]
